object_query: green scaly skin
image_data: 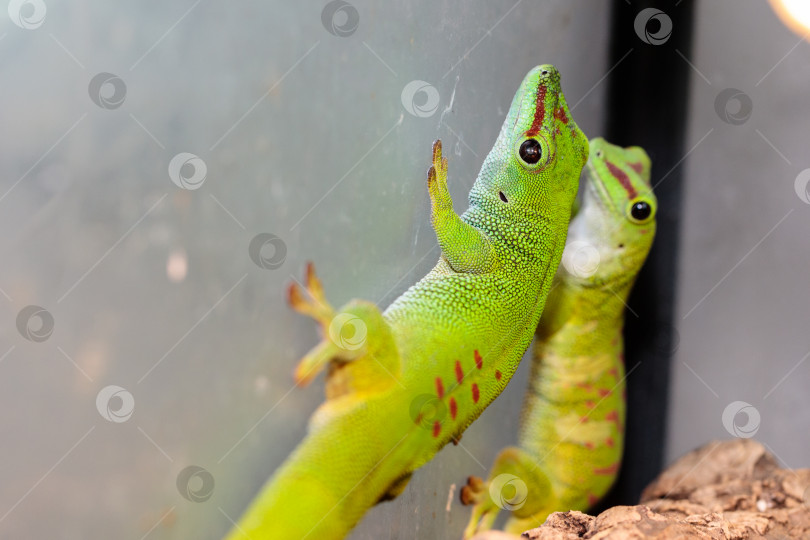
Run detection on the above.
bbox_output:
[460,138,657,537]
[223,65,588,540]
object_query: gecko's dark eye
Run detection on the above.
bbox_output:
[499,191,508,203]
[630,201,652,221]
[519,139,542,164]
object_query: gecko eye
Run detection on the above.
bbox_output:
[519,139,542,164]
[627,199,654,224]
[499,191,508,203]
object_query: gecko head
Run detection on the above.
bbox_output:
[469,65,589,225]
[565,137,657,284]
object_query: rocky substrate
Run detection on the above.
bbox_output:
[473,439,810,539]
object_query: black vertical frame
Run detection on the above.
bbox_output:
[597,0,696,508]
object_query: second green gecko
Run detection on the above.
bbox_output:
[222,65,588,540]
[461,138,657,537]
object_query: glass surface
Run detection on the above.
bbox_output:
[0,2,610,538]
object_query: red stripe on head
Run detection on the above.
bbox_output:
[474,350,483,370]
[471,383,480,403]
[605,160,638,199]
[432,421,441,437]
[495,370,502,381]
[435,377,444,399]
[553,106,569,124]
[629,161,644,174]
[593,463,619,476]
[449,397,457,420]
[454,360,464,383]
[525,84,547,137]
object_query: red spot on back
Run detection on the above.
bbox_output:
[576,382,593,391]
[525,84,547,137]
[605,160,638,199]
[606,437,615,447]
[474,350,483,370]
[593,463,619,476]
[432,421,441,437]
[579,416,589,423]
[435,377,444,399]
[584,441,594,450]
[608,368,619,379]
[605,410,619,422]
[553,106,569,124]
[471,383,480,403]
[455,360,464,384]
[598,388,611,398]
[585,400,596,409]
[588,494,599,506]
[449,397,457,420]
[629,161,644,174]
[495,370,502,381]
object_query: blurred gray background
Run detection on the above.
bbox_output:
[0,1,807,539]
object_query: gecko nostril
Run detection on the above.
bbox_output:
[541,70,549,75]
[499,191,509,203]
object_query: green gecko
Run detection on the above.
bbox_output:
[223,65,588,540]
[460,137,657,537]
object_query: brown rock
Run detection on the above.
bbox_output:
[470,439,810,539]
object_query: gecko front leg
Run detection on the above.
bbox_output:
[428,140,498,274]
